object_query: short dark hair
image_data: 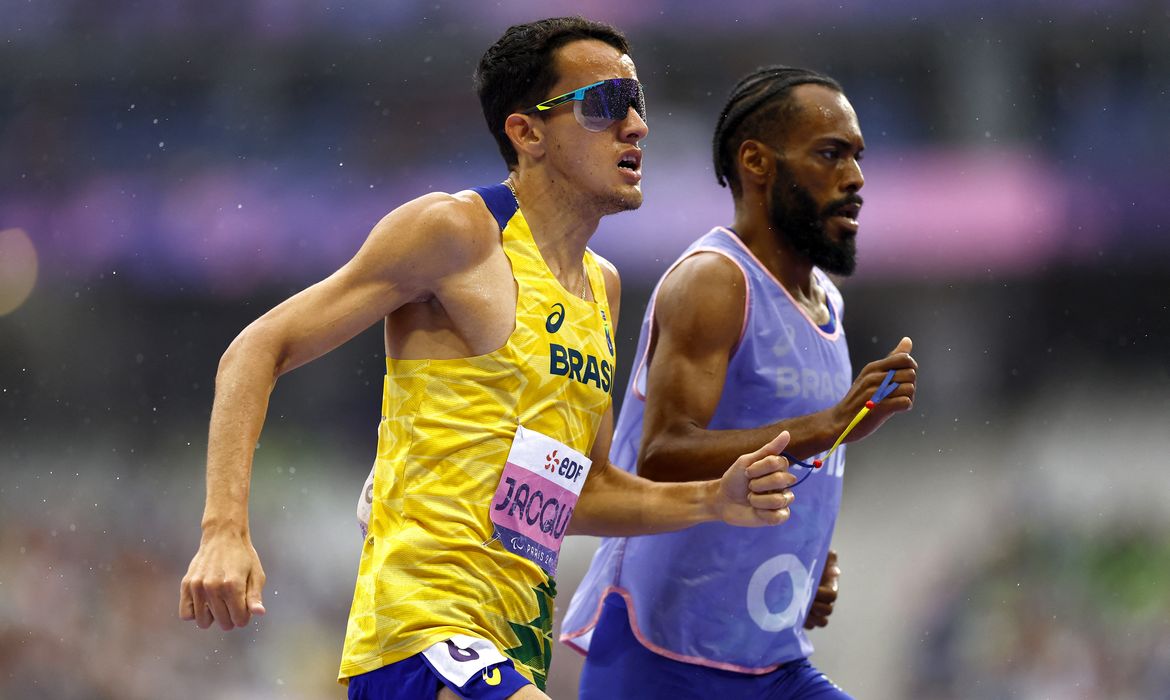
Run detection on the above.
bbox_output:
[712,65,843,193]
[475,17,630,168]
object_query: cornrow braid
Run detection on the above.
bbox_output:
[712,65,842,189]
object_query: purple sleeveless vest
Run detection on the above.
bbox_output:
[562,227,853,672]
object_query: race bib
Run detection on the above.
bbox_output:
[356,463,375,538]
[490,425,592,575]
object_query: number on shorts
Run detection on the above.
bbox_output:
[445,639,481,662]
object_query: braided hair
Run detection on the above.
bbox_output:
[712,66,842,192]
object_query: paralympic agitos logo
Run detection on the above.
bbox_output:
[545,305,613,392]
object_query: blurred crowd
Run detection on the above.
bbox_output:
[911,527,1170,699]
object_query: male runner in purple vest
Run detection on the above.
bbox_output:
[562,66,919,698]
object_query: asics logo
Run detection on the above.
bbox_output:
[545,303,565,333]
[482,667,501,686]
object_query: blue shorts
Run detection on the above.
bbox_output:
[578,593,852,700]
[348,638,532,700]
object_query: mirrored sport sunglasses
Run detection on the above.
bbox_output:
[522,78,646,132]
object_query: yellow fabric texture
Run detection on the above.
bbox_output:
[339,198,615,690]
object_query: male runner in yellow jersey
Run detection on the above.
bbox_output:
[178,17,798,700]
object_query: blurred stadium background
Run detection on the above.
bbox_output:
[2,1,1169,698]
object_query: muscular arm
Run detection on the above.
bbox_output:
[568,257,796,537]
[570,409,795,536]
[181,193,489,630]
[639,252,916,482]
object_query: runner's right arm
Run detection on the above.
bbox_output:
[637,253,917,482]
[179,193,485,631]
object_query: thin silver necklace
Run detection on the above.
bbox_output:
[505,178,588,300]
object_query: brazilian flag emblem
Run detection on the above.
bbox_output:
[503,579,557,691]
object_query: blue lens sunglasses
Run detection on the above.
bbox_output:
[521,78,646,132]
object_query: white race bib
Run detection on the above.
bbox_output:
[488,425,592,575]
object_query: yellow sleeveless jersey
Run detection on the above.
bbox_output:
[338,185,616,689]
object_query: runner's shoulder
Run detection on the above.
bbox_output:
[368,190,501,269]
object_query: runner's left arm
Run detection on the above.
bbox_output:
[568,410,796,536]
[567,256,796,536]
[804,548,840,629]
